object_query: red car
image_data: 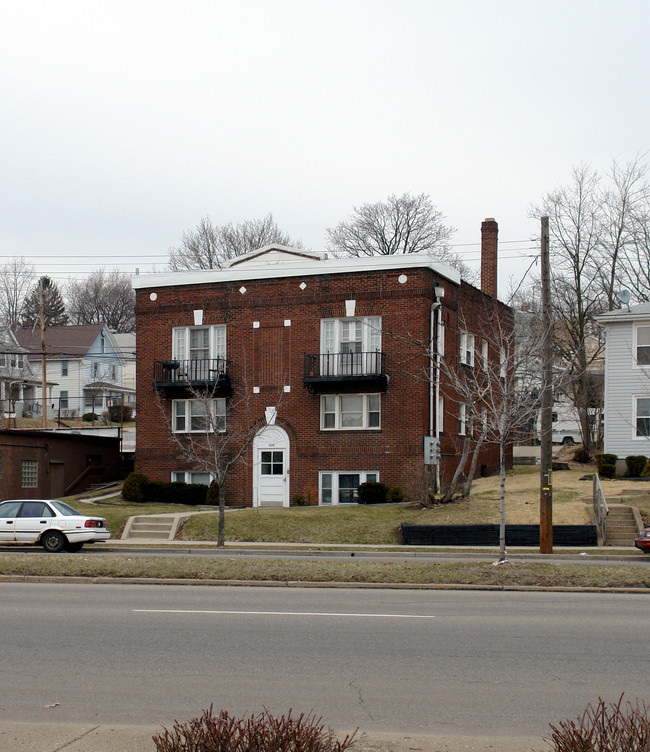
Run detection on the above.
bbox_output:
[634,527,650,553]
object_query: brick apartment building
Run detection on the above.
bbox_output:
[133,218,512,506]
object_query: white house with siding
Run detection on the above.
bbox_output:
[597,302,650,467]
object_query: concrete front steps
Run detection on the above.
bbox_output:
[122,514,188,541]
[604,503,641,546]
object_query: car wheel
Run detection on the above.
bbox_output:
[66,542,84,552]
[41,530,67,553]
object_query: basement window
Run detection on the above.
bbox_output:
[319,471,378,505]
[21,460,38,488]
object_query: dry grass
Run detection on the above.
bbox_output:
[0,554,648,588]
[182,466,610,544]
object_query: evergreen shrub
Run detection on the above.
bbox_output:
[357,481,389,504]
[625,455,648,478]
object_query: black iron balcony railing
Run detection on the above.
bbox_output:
[303,352,387,393]
[153,358,231,396]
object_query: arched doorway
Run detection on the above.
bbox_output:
[253,425,290,507]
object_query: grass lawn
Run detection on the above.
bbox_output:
[1,555,649,589]
[181,466,608,544]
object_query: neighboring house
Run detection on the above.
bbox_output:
[0,429,121,499]
[133,219,513,507]
[113,332,136,391]
[0,328,43,419]
[597,302,650,468]
[14,324,135,420]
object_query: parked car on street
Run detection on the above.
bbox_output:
[634,527,650,553]
[0,499,109,552]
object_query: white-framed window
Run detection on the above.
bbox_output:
[635,396,650,437]
[460,331,475,366]
[635,325,650,366]
[92,362,99,379]
[321,394,380,430]
[320,316,381,375]
[111,364,117,381]
[499,347,507,379]
[481,340,488,370]
[459,403,468,436]
[172,471,213,485]
[61,360,68,376]
[21,460,38,488]
[60,390,69,409]
[319,471,379,505]
[173,325,226,361]
[172,398,226,433]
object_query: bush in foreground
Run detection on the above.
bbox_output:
[594,453,617,479]
[153,706,356,752]
[357,481,389,504]
[542,695,650,751]
[625,455,648,478]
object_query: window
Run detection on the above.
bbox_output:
[636,397,650,437]
[500,347,507,379]
[61,360,68,376]
[261,451,283,475]
[60,391,69,409]
[21,460,38,488]
[173,325,226,361]
[459,404,468,436]
[93,362,99,379]
[20,502,53,518]
[636,325,650,366]
[172,399,226,433]
[437,396,444,433]
[320,317,381,375]
[172,471,213,485]
[0,450,2,478]
[481,340,488,370]
[321,394,380,430]
[319,471,379,505]
[111,365,117,381]
[460,331,475,366]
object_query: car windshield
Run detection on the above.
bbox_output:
[50,500,82,516]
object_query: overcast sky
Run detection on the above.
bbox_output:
[1,0,648,298]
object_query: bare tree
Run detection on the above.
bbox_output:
[0,257,36,328]
[67,268,136,332]
[326,192,475,280]
[437,304,544,561]
[161,375,285,547]
[168,214,303,271]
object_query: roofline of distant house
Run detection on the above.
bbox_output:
[131,248,462,290]
[596,307,650,323]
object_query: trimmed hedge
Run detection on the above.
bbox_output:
[625,455,648,478]
[595,453,617,479]
[122,472,208,505]
[357,481,389,504]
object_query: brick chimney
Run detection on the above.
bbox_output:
[481,218,498,298]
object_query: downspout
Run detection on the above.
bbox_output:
[431,284,445,493]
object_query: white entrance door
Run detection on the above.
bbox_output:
[253,426,290,507]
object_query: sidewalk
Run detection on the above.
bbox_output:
[0,722,542,752]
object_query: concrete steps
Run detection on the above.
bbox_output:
[122,515,181,540]
[604,504,638,546]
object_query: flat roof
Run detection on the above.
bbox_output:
[131,247,461,290]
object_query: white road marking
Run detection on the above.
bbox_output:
[133,609,435,618]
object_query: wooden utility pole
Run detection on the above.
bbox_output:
[40,279,48,429]
[539,216,553,553]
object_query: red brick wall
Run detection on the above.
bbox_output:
[135,264,512,505]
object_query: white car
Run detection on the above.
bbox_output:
[0,499,110,552]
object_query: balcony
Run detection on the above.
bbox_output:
[153,358,232,397]
[303,352,388,394]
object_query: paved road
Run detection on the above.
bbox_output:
[2,582,648,745]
